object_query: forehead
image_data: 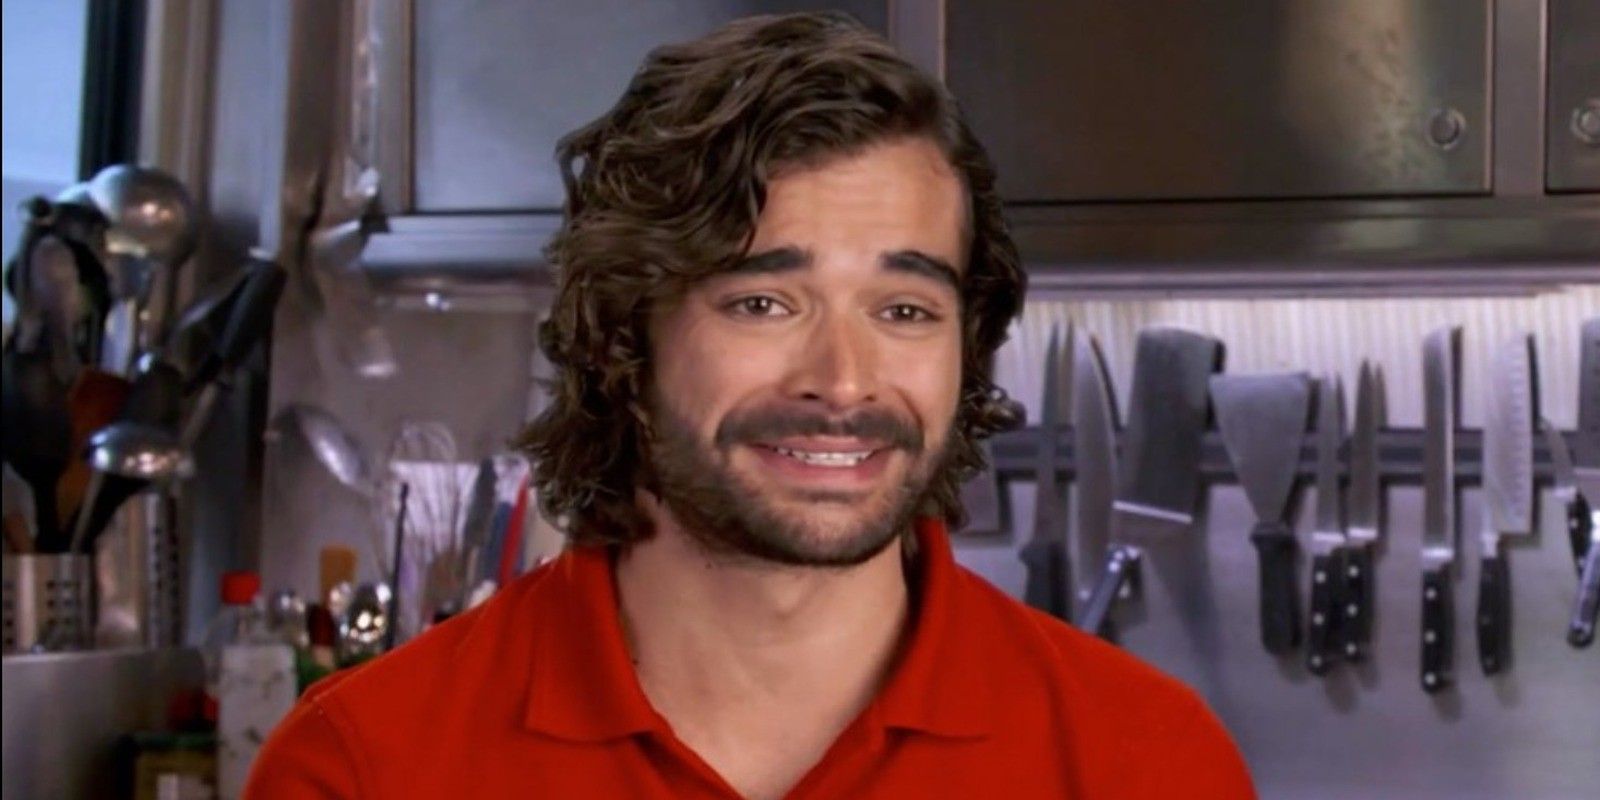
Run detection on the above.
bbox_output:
[749,137,967,275]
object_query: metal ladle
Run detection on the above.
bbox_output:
[68,422,194,553]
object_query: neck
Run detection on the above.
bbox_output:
[613,503,912,746]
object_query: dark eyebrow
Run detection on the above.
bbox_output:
[723,246,960,293]
[882,250,960,292]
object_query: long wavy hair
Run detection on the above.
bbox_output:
[517,11,1026,547]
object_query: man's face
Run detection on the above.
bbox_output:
[644,136,966,567]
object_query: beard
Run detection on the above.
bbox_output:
[642,396,949,568]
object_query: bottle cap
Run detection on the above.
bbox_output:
[220,571,261,605]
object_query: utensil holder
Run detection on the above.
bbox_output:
[3,554,94,653]
[94,491,183,649]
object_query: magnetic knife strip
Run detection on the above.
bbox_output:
[984,427,1580,485]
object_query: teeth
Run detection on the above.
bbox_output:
[772,447,872,467]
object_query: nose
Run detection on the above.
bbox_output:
[783,310,880,410]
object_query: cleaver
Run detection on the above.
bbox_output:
[1475,333,1536,673]
[1076,326,1224,637]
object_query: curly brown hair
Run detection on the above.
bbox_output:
[517,11,1026,547]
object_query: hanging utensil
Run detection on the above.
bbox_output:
[1077,326,1223,637]
[1475,334,1536,674]
[1306,375,1351,674]
[1020,324,1073,620]
[1420,325,1461,694]
[1211,371,1312,656]
[1343,361,1386,660]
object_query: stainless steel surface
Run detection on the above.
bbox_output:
[1546,0,1600,191]
[410,0,888,212]
[1491,0,1547,198]
[1,647,205,799]
[1069,331,1117,602]
[1348,362,1387,545]
[948,0,1490,201]
[93,493,184,650]
[2,555,93,653]
[1577,318,1600,465]
[1421,326,1461,569]
[1481,334,1537,545]
[85,164,199,265]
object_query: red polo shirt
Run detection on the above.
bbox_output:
[247,518,1254,798]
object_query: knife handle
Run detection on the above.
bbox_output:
[1076,545,1140,640]
[1570,534,1600,648]
[1568,496,1592,577]
[1476,553,1511,674]
[1342,545,1373,662]
[1421,567,1454,693]
[1250,522,1301,655]
[1307,550,1343,675]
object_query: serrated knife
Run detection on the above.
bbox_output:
[1211,372,1312,656]
[1344,361,1386,660]
[1020,324,1073,619]
[1476,334,1536,674]
[1077,326,1223,638]
[1420,326,1461,693]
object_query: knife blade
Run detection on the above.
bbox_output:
[1210,372,1312,655]
[1071,331,1118,625]
[1343,361,1386,660]
[1568,317,1600,647]
[1077,326,1223,638]
[1021,324,1073,619]
[1542,419,1590,577]
[1476,334,1536,674]
[1306,375,1350,674]
[1421,326,1461,693]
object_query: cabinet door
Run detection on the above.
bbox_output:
[1547,0,1600,192]
[413,1,888,212]
[946,0,1491,203]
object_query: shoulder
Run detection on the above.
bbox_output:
[949,565,1229,734]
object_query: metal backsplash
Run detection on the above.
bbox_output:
[956,284,1600,799]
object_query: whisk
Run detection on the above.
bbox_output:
[378,420,464,640]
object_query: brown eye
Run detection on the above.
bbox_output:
[882,304,936,323]
[726,295,789,318]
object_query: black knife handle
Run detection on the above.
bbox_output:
[1250,522,1301,655]
[1076,545,1140,640]
[1421,567,1454,693]
[1307,551,1342,674]
[1476,554,1511,674]
[1568,496,1592,577]
[1570,535,1600,648]
[1342,545,1373,662]
[1020,539,1071,621]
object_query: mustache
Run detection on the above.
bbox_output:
[715,405,923,452]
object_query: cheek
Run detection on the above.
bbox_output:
[653,318,781,435]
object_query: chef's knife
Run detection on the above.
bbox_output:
[1344,362,1386,660]
[1306,375,1350,674]
[1021,324,1073,620]
[1071,331,1118,628]
[1420,326,1461,693]
[1476,334,1536,674]
[1568,317,1600,647]
[1210,372,1312,655]
[1077,326,1223,637]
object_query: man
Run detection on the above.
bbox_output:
[249,12,1254,799]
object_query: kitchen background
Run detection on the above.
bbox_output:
[3,1,1598,798]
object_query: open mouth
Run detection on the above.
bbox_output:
[749,441,893,482]
[767,446,876,468]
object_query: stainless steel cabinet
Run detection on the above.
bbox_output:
[1547,0,1600,191]
[946,0,1493,202]
[409,0,888,213]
